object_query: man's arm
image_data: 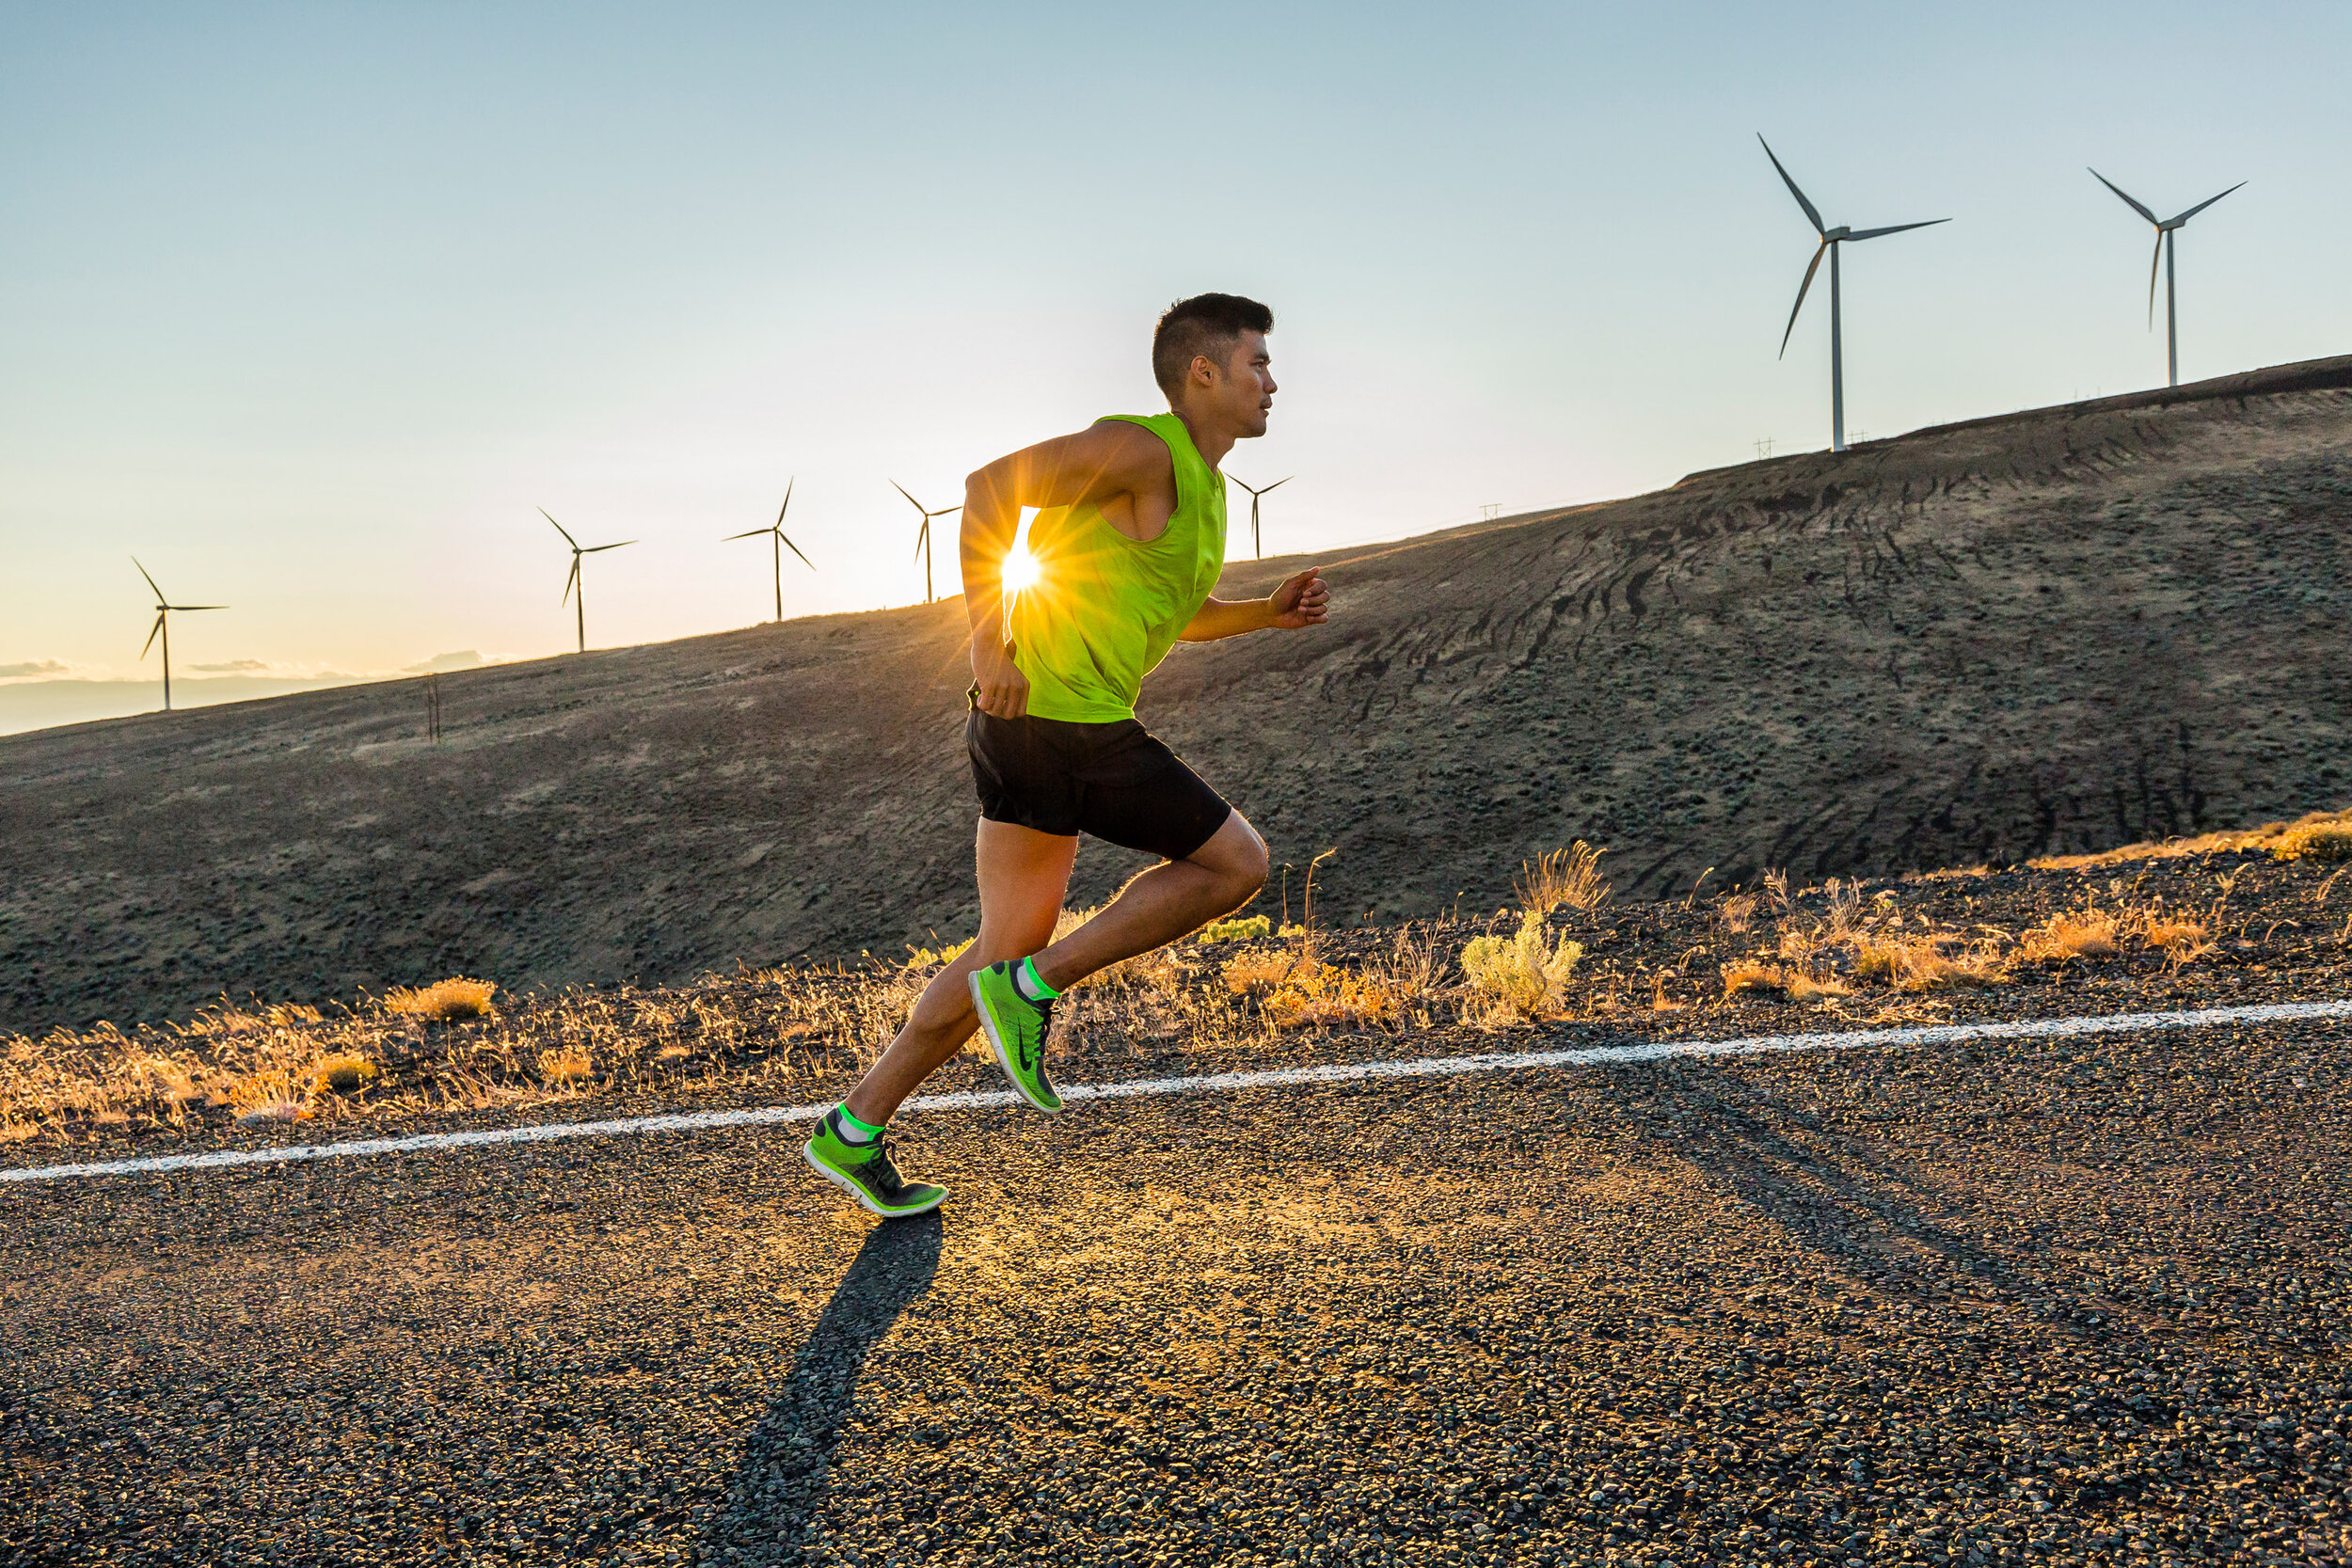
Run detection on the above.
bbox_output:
[1178,566,1330,642]
[961,420,1170,719]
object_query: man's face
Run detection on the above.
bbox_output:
[1205,329,1275,437]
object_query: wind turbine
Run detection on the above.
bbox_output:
[723,479,815,623]
[2089,169,2245,389]
[890,481,961,605]
[1759,135,1948,452]
[133,558,226,713]
[1228,473,1290,561]
[541,509,636,653]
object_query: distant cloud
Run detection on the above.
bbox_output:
[404,650,485,673]
[192,658,273,673]
[0,659,72,680]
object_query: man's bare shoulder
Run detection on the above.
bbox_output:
[1059,418,1166,497]
[1084,414,1172,454]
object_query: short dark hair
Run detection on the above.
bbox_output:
[1152,293,1274,399]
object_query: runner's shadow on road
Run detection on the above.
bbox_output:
[713,1212,945,1557]
[1667,1069,2090,1322]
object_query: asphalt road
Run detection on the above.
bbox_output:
[5,1012,2348,1568]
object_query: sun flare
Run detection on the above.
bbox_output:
[1002,540,1042,595]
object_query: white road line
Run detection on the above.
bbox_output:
[5,997,2346,1186]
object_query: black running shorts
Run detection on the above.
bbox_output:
[965,691,1232,862]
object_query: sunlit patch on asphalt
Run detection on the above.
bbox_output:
[5,996,2347,1186]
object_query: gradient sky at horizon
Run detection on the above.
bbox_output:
[3,1,2346,717]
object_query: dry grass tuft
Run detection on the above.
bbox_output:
[229,1066,312,1125]
[1222,949,1302,994]
[1516,842,1611,917]
[2144,916,2214,963]
[1260,964,1398,1031]
[536,1048,595,1086]
[2033,806,2352,870]
[1721,960,1787,1000]
[2272,820,2352,864]
[1785,973,1851,1003]
[1851,932,2004,991]
[903,936,974,969]
[2015,910,2125,963]
[383,977,497,1022]
[309,1053,379,1096]
[1460,911,1584,1021]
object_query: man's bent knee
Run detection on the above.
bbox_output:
[1190,812,1270,899]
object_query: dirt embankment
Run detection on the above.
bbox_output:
[3,356,2349,1033]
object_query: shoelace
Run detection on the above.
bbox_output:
[863,1137,909,1196]
[1023,997,1053,1070]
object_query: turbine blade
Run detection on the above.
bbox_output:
[2149,232,2164,325]
[723,528,770,540]
[131,556,165,602]
[914,518,929,561]
[563,559,579,605]
[582,540,636,552]
[1228,474,1259,497]
[1264,476,1292,492]
[890,479,925,513]
[172,605,228,611]
[1757,135,1824,235]
[2089,168,2159,226]
[933,504,962,518]
[782,534,815,570]
[1844,218,1950,242]
[540,508,580,549]
[2166,181,2245,227]
[1779,242,1827,358]
[141,613,164,659]
[776,476,794,526]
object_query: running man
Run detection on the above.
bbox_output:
[804,293,1330,1215]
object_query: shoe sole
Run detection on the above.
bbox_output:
[801,1139,946,1219]
[969,970,1064,1114]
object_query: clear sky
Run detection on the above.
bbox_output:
[3,1,2345,727]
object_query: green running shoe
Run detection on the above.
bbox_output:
[968,959,1063,1113]
[803,1109,946,1217]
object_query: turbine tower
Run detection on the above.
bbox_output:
[890,481,961,605]
[723,479,815,623]
[2089,169,2245,388]
[1228,473,1290,561]
[133,558,226,713]
[541,509,636,653]
[1759,135,1948,452]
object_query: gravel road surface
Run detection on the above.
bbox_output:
[5,1010,2348,1568]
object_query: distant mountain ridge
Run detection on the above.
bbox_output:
[4,354,2349,1033]
[0,675,389,736]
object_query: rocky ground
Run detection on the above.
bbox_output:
[4,848,2349,1568]
[8,827,2350,1160]
[6,357,2352,1037]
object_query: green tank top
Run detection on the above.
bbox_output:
[1008,413,1228,723]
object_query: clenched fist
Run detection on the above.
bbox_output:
[1270,567,1330,629]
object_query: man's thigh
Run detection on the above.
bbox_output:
[974,818,1078,958]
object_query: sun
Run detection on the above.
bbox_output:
[1002,538,1041,595]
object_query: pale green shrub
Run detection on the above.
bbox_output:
[1460,911,1585,1021]
[1196,913,1272,945]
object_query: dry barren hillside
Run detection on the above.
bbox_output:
[4,356,2349,1033]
